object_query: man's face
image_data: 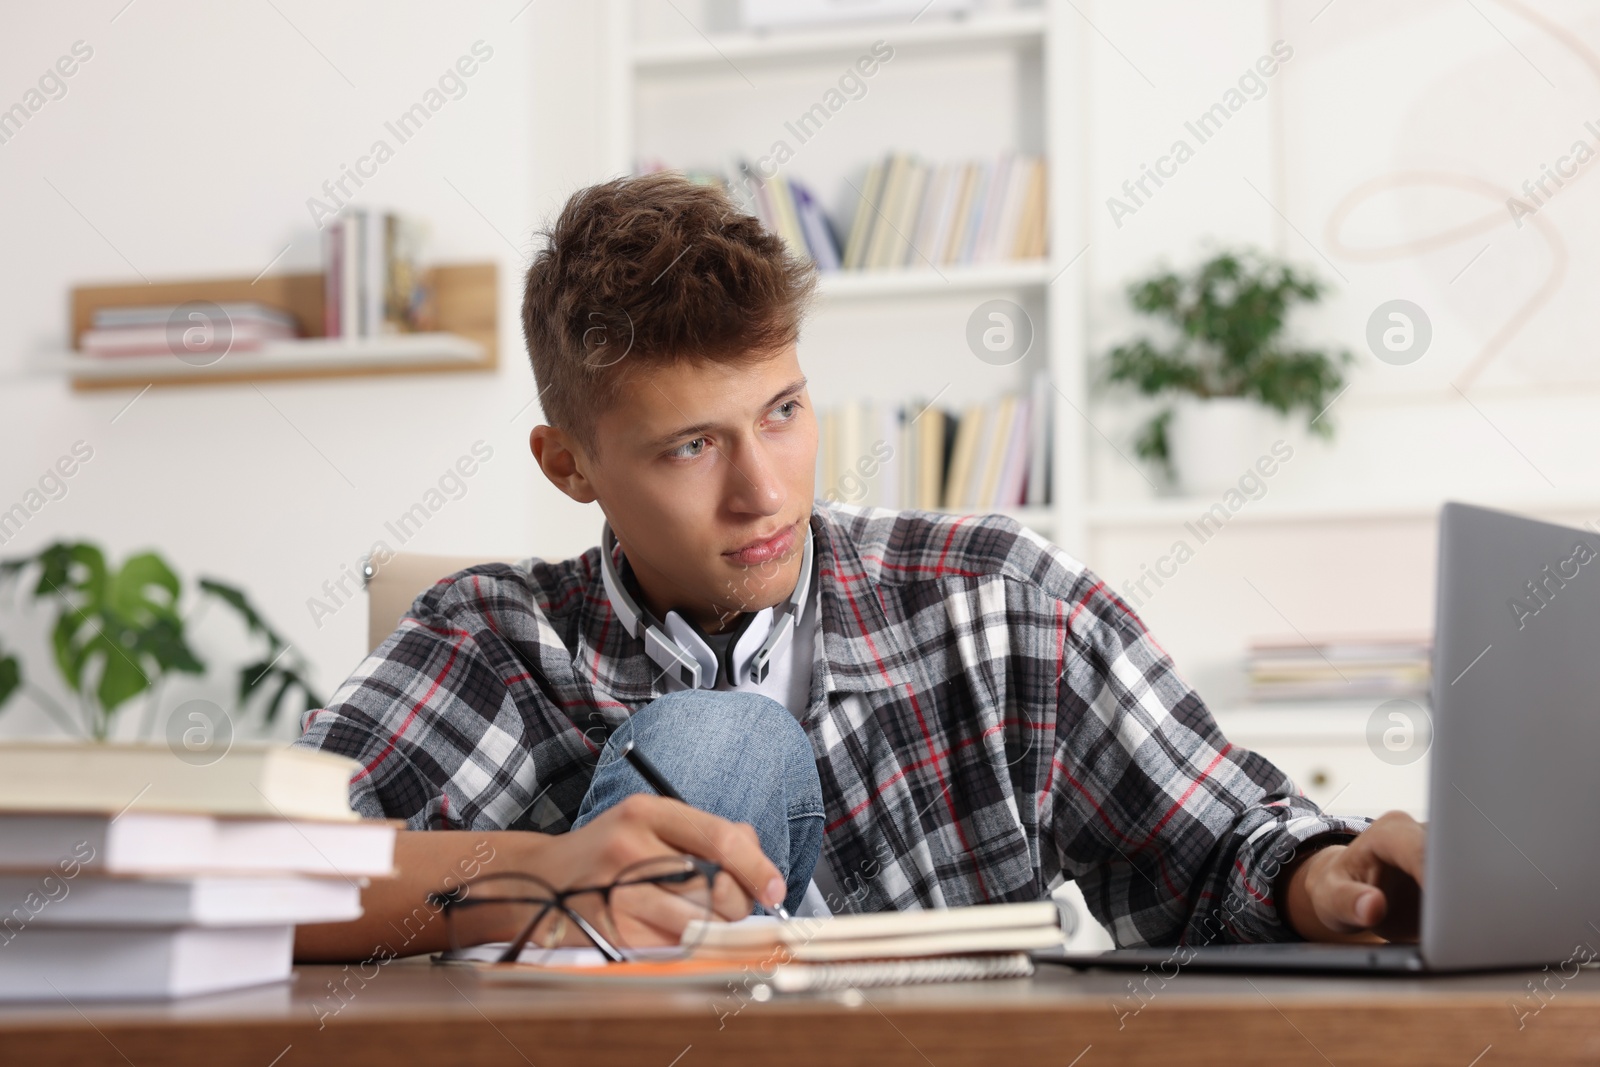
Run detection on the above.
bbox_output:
[582,344,817,631]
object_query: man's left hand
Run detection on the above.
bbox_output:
[1282,811,1426,942]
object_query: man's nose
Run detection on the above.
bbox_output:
[722,437,785,516]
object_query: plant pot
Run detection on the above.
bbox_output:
[1167,397,1270,496]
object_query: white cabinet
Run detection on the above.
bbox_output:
[1212,705,1431,821]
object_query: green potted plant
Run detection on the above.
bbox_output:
[1104,248,1351,493]
[0,541,320,742]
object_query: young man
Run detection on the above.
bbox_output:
[292,173,1424,962]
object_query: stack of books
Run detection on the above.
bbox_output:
[321,208,426,340]
[77,303,297,358]
[1246,634,1433,703]
[818,374,1051,512]
[0,744,392,1001]
[647,151,1047,273]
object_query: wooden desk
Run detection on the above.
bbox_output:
[2,958,1598,1066]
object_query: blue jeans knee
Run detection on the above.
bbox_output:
[572,689,823,915]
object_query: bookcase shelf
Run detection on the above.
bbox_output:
[630,7,1046,70]
[60,262,497,392]
[816,259,1052,299]
[611,0,1087,547]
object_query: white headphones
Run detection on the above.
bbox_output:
[600,521,814,690]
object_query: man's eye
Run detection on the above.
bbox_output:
[670,437,708,459]
[772,400,800,420]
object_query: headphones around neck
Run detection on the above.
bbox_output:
[599,521,814,691]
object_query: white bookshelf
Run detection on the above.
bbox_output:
[630,7,1048,68]
[605,0,1087,543]
[815,258,1052,300]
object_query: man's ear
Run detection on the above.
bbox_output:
[530,424,599,504]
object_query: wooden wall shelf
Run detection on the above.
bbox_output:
[64,262,497,391]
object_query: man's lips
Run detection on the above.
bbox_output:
[723,520,800,566]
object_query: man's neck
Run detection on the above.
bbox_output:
[623,562,799,635]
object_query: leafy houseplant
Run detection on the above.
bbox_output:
[1104,249,1351,481]
[0,542,320,741]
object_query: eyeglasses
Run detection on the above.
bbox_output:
[429,857,723,964]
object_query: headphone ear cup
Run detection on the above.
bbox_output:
[662,612,720,689]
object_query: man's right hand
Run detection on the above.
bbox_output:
[293,795,786,963]
[535,793,788,922]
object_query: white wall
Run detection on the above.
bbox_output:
[1079,0,1600,696]
[0,1,612,739]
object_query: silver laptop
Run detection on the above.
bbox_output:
[1044,502,1600,973]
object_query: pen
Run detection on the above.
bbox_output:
[617,739,792,921]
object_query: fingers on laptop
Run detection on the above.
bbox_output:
[1361,810,1427,889]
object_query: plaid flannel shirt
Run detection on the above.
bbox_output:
[295,502,1369,947]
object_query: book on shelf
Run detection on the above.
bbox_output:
[817,376,1051,514]
[78,303,297,358]
[1245,634,1433,704]
[1026,370,1051,507]
[322,207,427,341]
[640,151,1047,274]
[944,401,985,510]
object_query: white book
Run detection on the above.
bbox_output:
[363,208,386,338]
[877,403,901,510]
[0,925,293,1001]
[839,399,862,503]
[927,162,966,268]
[340,211,361,340]
[0,873,363,926]
[864,154,911,270]
[891,161,929,269]
[0,743,363,822]
[81,322,295,357]
[991,155,1033,263]
[689,900,1062,960]
[908,162,950,270]
[92,303,297,330]
[0,812,395,877]
[954,161,991,265]
[843,157,886,270]
[971,152,1013,264]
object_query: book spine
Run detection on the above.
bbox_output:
[1027,371,1051,507]
[956,162,990,265]
[340,212,360,341]
[324,220,342,339]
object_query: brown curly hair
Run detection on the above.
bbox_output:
[521,172,818,452]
